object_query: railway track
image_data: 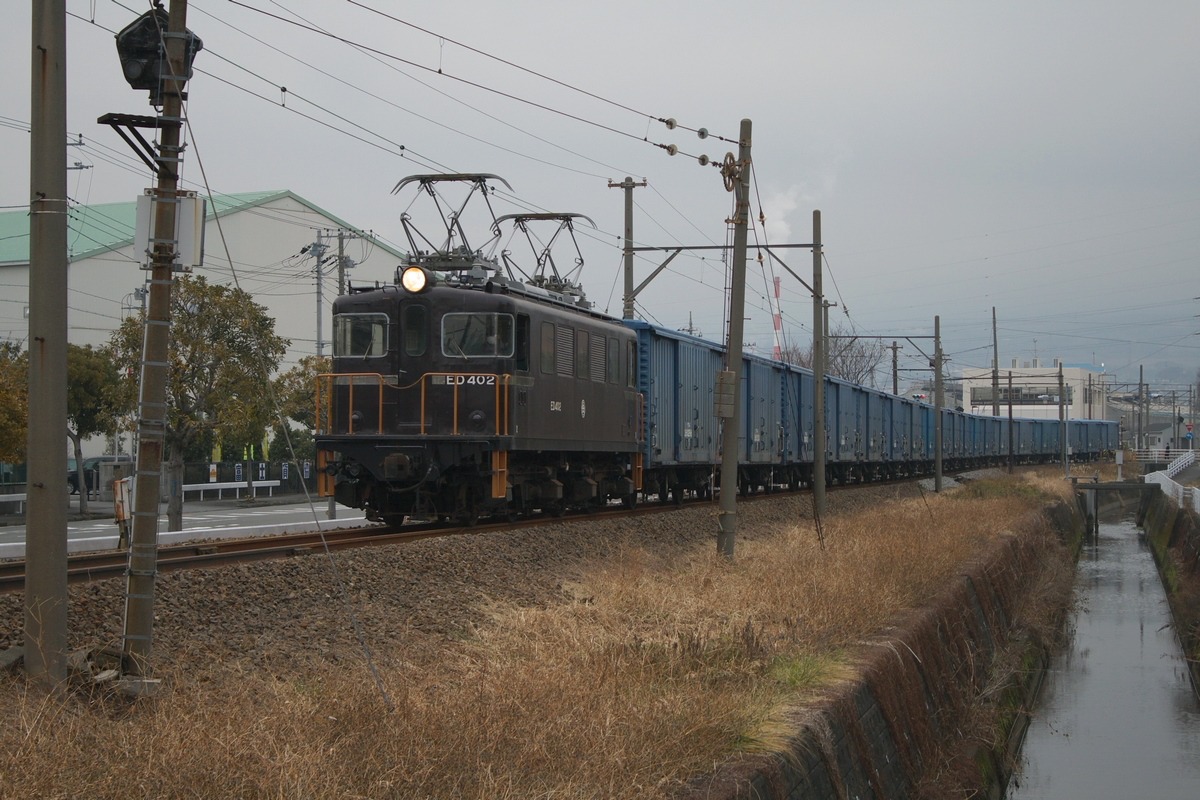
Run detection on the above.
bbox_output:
[0,475,945,594]
[0,493,733,594]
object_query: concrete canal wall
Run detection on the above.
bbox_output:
[1139,491,1200,694]
[682,501,1082,800]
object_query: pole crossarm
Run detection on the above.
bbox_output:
[97,113,182,178]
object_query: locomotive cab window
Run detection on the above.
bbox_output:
[334,313,389,357]
[441,312,514,358]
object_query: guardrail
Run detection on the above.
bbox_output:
[182,480,281,500]
[1133,448,1195,463]
[0,494,26,514]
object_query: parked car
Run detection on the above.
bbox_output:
[69,454,133,495]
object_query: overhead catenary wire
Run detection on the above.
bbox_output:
[56,8,737,311]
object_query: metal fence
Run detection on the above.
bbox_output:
[1144,450,1198,513]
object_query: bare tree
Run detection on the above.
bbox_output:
[778,323,887,387]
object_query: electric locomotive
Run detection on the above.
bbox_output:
[316,175,642,525]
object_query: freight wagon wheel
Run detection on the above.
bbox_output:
[622,492,638,509]
[545,501,566,518]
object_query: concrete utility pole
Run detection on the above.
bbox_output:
[934,315,943,492]
[991,306,1000,416]
[24,0,69,687]
[891,341,900,396]
[336,229,348,295]
[716,119,751,558]
[608,177,645,320]
[1136,365,1143,448]
[1007,371,1014,474]
[311,232,328,357]
[122,0,193,688]
[812,211,826,520]
[1059,363,1068,476]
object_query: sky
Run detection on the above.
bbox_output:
[3,0,1199,391]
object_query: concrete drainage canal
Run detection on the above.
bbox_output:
[1006,509,1200,798]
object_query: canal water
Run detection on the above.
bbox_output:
[1007,516,1200,798]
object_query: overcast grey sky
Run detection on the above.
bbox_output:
[4,1,1198,387]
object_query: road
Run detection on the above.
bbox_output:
[0,496,375,560]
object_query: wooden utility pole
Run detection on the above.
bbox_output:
[122,0,193,688]
[716,120,751,558]
[608,177,645,320]
[24,0,69,687]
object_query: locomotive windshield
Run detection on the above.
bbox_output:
[333,313,389,357]
[441,312,514,358]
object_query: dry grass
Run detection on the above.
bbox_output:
[1,473,1071,799]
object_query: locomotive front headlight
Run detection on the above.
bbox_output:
[401,266,432,293]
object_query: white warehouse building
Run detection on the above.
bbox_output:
[0,190,406,369]
[960,358,1111,422]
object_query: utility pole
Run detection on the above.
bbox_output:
[1139,365,1146,449]
[1007,371,1014,473]
[934,316,943,492]
[336,229,348,295]
[24,0,69,687]
[716,120,751,558]
[991,306,1000,416]
[1059,363,1068,476]
[812,210,826,521]
[609,176,645,320]
[891,341,900,396]
[311,232,328,357]
[121,0,194,689]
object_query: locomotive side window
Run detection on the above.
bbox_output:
[607,337,619,384]
[441,313,514,358]
[540,322,555,373]
[402,304,427,356]
[334,313,389,358]
[626,340,636,387]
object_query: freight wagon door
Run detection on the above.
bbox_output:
[742,359,780,464]
[675,338,721,464]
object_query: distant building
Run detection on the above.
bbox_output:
[960,358,1111,422]
[0,190,405,366]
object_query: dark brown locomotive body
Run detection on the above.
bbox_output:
[317,277,641,524]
